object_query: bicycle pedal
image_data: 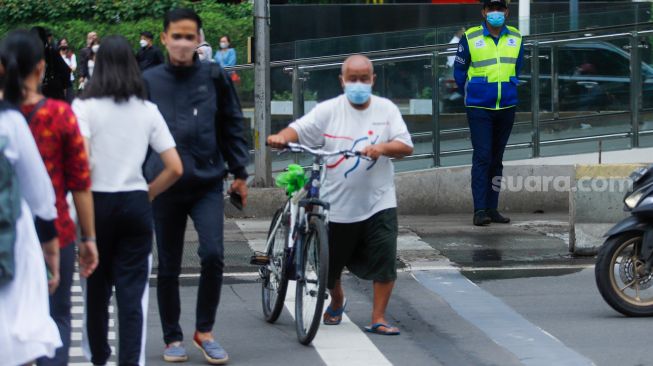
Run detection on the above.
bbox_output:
[249,255,270,266]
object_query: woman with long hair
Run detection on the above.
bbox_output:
[1,29,98,366]
[0,30,63,365]
[72,35,182,366]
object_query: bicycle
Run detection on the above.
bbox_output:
[250,142,369,345]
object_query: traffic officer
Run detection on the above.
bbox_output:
[453,0,523,226]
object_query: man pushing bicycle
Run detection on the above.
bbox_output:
[267,54,413,336]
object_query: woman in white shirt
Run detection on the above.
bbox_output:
[72,35,182,366]
[0,30,62,365]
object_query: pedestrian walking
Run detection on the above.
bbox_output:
[213,35,239,84]
[0,29,100,366]
[196,29,213,63]
[86,39,100,81]
[57,38,77,103]
[142,8,249,364]
[0,30,62,366]
[267,54,414,336]
[453,0,523,226]
[213,36,236,68]
[30,27,70,101]
[78,31,97,88]
[136,31,165,71]
[446,26,466,68]
[72,35,182,366]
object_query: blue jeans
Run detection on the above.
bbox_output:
[153,184,225,345]
[37,243,74,366]
[467,107,515,212]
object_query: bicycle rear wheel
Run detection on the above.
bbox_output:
[261,207,290,323]
[295,216,329,345]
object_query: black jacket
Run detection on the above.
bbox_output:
[136,45,164,71]
[142,58,249,193]
[78,47,91,79]
[42,46,71,100]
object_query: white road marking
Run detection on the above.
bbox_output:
[69,346,114,357]
[406,235,595,366]
[285,281,392,366]
[72,331,116,341]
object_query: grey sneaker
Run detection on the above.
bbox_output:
[193,335,229,365]
[163,342,188,362]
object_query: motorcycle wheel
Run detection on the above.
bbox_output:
[595,232,653,316]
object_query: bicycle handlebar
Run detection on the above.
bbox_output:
[285,142,372,161]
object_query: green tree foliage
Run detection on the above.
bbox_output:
[0,1,255,99]
[0,1,253,56]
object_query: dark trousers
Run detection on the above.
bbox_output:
[153,184,225,345]
[86,191,152,366]
[467,107,515,211]
[37,243,75,366]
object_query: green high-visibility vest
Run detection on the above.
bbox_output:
[465,25,522,110]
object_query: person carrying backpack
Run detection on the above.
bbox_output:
[0,30,63,364]
[1,29,98,366]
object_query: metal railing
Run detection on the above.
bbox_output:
[226,22,653,171]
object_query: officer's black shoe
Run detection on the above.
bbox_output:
[473,210,491,226]
[487,209,511,224]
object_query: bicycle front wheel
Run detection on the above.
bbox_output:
[295,216,329,345]
[261,208,290,323]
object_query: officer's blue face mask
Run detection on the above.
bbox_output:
[486,11,506,28]
[344,82,372,105]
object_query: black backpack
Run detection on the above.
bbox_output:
[0,102,22,286]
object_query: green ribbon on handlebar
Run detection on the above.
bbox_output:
[275,164,308,195]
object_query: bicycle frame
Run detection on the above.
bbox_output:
[262,142,368,281]
[262,159,327,281]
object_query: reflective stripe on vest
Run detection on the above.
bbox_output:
[465,25,522,109]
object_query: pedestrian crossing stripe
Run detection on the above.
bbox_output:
[69,269,118,364]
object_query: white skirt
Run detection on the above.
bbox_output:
[0,201,62,365]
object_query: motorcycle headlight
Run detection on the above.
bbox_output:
[625,190,644,209]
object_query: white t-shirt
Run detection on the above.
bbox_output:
[72,97,176,193]
[289,94,413,223]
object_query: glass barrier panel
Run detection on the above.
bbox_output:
[640,32,653,148]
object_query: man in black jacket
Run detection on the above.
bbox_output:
[142,8,249,365]
[136,31,165,71]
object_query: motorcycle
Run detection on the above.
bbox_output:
[595,164,653,316]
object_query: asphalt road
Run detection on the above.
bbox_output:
[67,215,649,366]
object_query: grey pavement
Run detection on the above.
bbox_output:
[70,213,649,366]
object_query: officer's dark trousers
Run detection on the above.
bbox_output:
[467,107,516,211]
[86,191,152,366]
[153,184,225,345]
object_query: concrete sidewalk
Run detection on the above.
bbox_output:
[397,212,587,268]
[221,212,581,273]
[146,212,584,279]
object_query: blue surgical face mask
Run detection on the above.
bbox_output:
[344,82,372,105]
[486,11,506,28]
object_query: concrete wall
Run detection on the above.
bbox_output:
[569,164,644,255]
[225,165,573,218]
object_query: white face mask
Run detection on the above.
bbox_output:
[91,45,100,53]
[219,42,229,49]
[139,39,148,48]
